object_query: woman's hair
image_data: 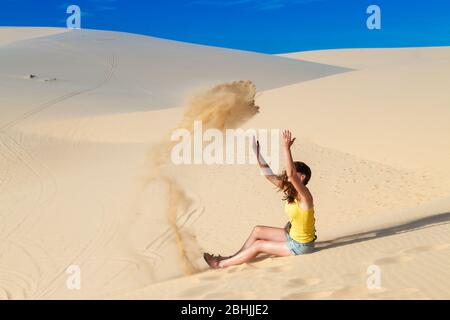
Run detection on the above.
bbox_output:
[277,161,311,203]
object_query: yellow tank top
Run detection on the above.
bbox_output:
[285,199,316,243]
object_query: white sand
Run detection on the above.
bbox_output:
[0,27,68,46]
[0,28,449,299]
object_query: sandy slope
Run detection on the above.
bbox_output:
[0,28,449,299]
[122,202,450,300]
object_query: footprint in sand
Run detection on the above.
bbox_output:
[402,243,450,255]
[340,271,366,281]
[379,243,450,264]
[282,277,324,299]
[225,264,253,274]
[264,265,292,273]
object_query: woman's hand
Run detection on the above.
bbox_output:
[282,130,296,149]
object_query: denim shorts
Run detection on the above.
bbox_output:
[285,233,315,255]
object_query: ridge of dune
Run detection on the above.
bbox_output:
[279,46,450,70]
[0,28,349,131]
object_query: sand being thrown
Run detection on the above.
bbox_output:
[141,80,259,275]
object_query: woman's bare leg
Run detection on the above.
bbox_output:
[218,239,292,268]
[228,225,287,258]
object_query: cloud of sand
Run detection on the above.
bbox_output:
[141,80,259,275]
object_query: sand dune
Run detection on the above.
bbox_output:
[0,27,68,46]
[0,28,348,128]
[0,28,449,299]
[121,202,450,300]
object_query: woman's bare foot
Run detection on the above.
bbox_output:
[203,253,224,269]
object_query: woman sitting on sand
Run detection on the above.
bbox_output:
[204,130,316,268]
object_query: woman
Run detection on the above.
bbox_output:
[204,130,316,269]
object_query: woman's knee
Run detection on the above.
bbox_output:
[251,226,264,240]
[253,239,265,251]
[252,225,264,236]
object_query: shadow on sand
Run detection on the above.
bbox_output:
[250,212,450,263]
[314,212,450,252]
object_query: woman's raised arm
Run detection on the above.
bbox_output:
[252,136,282,188]
[282,130,311,204]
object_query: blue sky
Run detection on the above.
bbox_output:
[1,0,449,53]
